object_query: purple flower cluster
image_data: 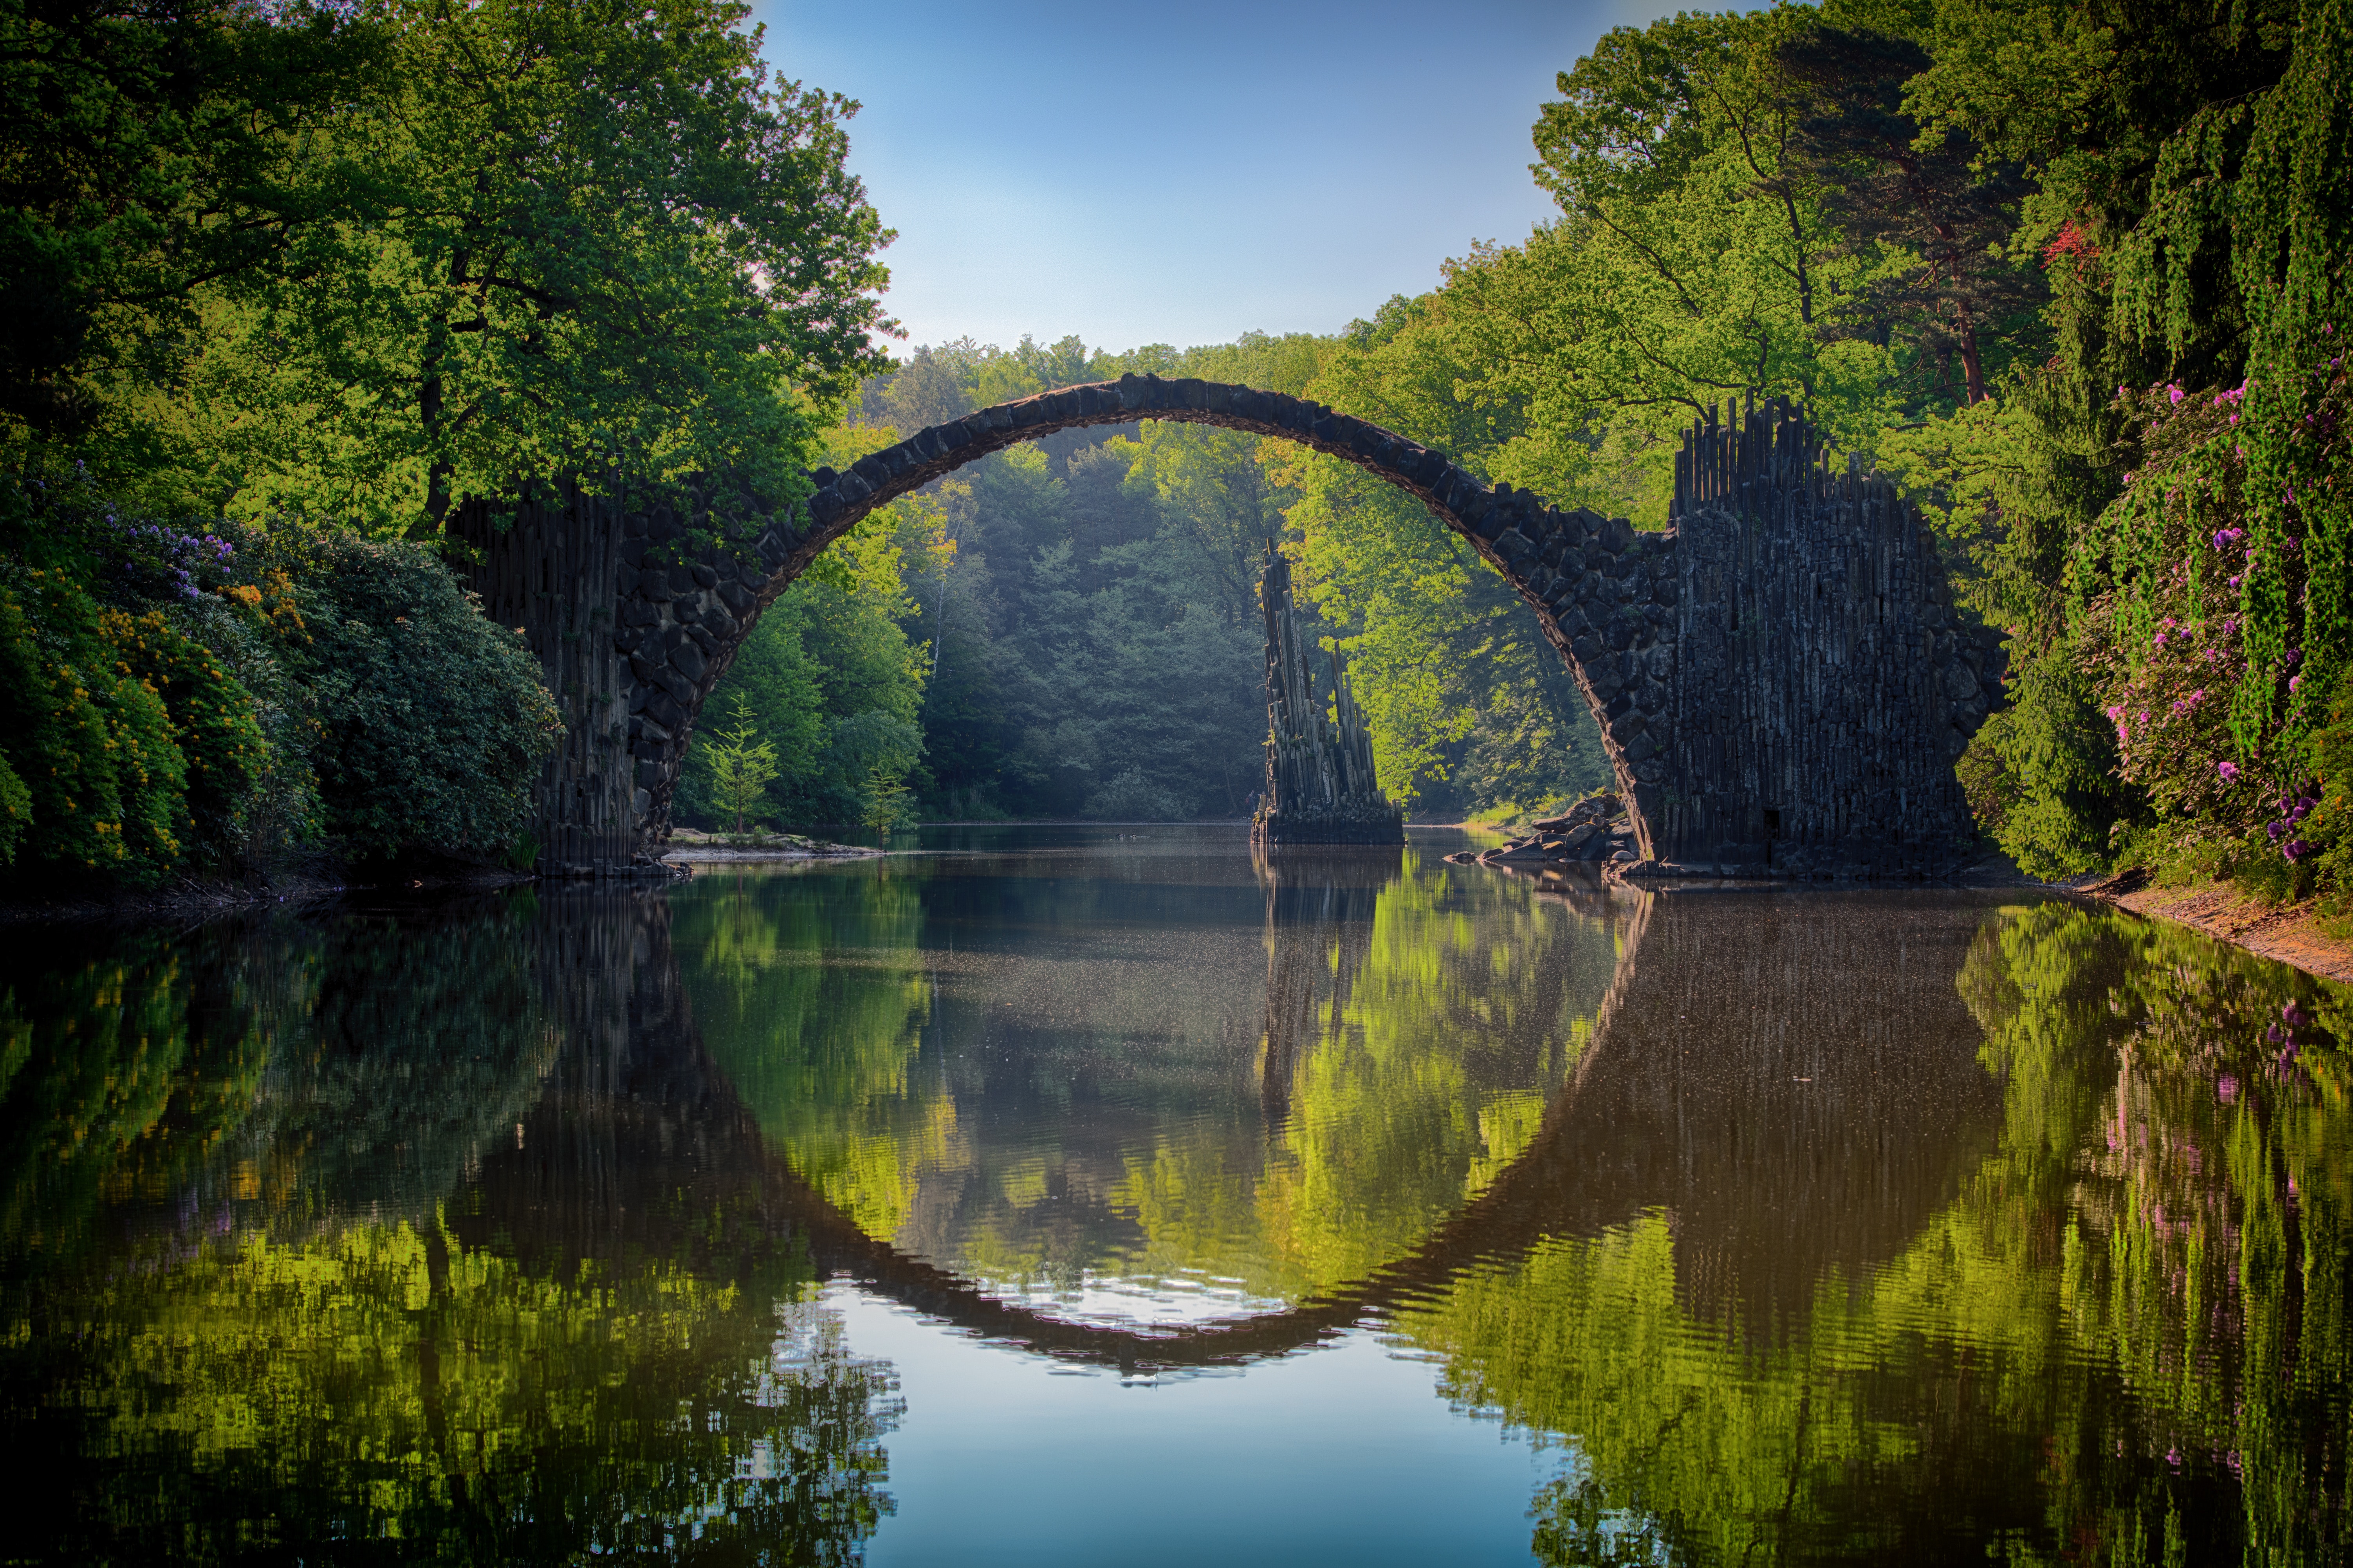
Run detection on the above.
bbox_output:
[2268,1001,2310,1072]
[2267,783,2319,861]
[115,521,235,603]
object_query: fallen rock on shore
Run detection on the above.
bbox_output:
[662,830,881,863]
[1444,794,1633,870]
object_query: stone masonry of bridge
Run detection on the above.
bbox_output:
[458,375,2001,877]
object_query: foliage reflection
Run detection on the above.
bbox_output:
[0,897,902,1565]
[1396,900,2353,1566]
[673,850,1622,1310]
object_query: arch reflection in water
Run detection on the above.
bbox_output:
[679,838,1623,1328]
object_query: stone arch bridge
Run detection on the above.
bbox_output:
[459,377,2002,877]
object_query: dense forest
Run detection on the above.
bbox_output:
[3,0,2350,907]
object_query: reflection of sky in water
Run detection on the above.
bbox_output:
[826,1284,1562,1568]
[953,1267,1290,1327]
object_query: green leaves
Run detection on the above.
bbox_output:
[0,0,388,441]
[702,695,783,836]
[0,567,193,886]
[5,0,897,531]
[861,760,913,836]
[242,0,893,527]
[284,533,561,858]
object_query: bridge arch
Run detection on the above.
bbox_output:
[461,377,2000,877]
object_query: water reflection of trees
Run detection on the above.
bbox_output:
[672,850,1625,1309]
[677,867,942,1243]
[0,924,269,1270]
[1240,849,1619,1295]
[1397,895,2353,1566]
[0,891,902,1566]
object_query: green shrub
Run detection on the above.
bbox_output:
[2306,664,2353,913]
[0,752,28,865]
[99,608,268,868]
[283,536,560,859]
[1959,637,2141,880]
[0,571,189,885]
[157,581,326,865]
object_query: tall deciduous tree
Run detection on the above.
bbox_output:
[0,0,383,442]
[180,0,894,531]
[1525,10,1861,443]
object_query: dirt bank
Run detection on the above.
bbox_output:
[2073,869,2353,985]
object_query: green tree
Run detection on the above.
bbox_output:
[861,761,913,837]
[1779,22,2048,408]
[0,0,385,447]
[681,485,930,828]
[700,696,783,837]
[161,0,894,532]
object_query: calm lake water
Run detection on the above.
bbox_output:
[4,825,2350,1564]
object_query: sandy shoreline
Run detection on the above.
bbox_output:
[2071,872,2353,985]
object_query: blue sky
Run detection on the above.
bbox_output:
[748,0,1675,357]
